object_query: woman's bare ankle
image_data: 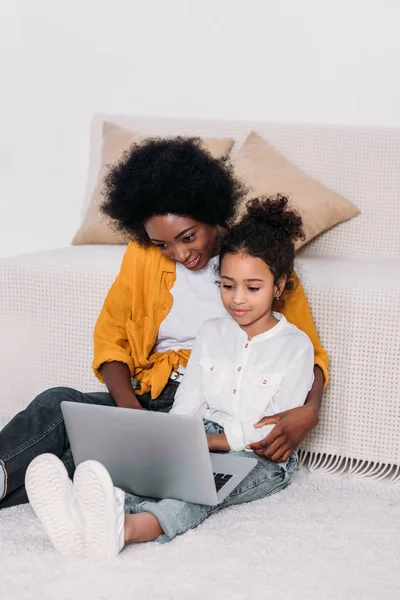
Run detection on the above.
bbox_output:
[124,512,163,544]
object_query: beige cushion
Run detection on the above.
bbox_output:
[72,122,235,245]
[233,131,360,248]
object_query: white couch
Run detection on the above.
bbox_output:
[1,116,399,479]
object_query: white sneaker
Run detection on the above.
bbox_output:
[25,454,84,556]
[74,460,125,560]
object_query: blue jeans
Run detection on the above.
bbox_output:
[124,421,298,543]
[0,383,179,508]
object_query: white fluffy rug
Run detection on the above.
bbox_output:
[1,470,399,600]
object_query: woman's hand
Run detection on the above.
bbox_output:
[246,365,324,462]
[247,404,318,462]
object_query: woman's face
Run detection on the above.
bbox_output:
[144,214,220,271]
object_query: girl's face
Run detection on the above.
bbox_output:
[220,252,286,338]
[144,214,221,271]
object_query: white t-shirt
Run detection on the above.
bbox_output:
[155,256,227,354]
[171,313,315,451]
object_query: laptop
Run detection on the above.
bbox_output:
[61,401,257,506]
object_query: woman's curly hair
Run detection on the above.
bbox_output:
[219,195,305,305]
[101,136,247,245]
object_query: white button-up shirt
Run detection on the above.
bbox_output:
[171,313,315,451]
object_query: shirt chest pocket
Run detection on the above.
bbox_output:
[199,358,229,398]
[243,371,285,423]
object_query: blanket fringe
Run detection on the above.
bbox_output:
[298,450,400,483]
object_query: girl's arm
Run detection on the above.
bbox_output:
[245,343,315,446]
[170,331,208,419]
[222,342,315,452]
[207,434,231,452]
[249,271,327,461]
[172,328,229,450]
[249,364,323,461]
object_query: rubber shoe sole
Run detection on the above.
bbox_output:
[74,460,125,560]
[25,453,84,556]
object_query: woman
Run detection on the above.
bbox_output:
[0,137,328,509]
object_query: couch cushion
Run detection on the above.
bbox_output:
[233,132,360,249]
[72,122,234,245]
[296,256,400,290]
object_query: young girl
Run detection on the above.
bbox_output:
[25,196,315,559]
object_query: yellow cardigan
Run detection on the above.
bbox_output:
[93,242,329,399]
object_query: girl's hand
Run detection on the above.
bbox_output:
[247,404,319,462]
[207,434,230,452]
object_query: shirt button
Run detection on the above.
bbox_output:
[245,343,249,348]
[233,389,236,394]
[237,367,242,372]
[263,379,268,385]
[210,367,214,372]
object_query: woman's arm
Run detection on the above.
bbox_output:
[279,272,328,388]
[92,243,147,409]
[248,365,323,461]
[305,364,324,414]
[93,244,137,382]
[215,342,314,453]
[208,367,321,454]
[248,271,327,462]
[101,361,143,409]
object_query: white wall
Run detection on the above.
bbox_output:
[1,0,400,258]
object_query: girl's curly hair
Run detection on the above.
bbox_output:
[219,195,305,304]
[100,136,247,245]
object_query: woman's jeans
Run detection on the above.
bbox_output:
[0,383,179,508]
[124,420,298,543]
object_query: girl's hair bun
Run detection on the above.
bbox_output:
[242,195,305,243]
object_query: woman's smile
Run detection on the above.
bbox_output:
[184,255,201,269]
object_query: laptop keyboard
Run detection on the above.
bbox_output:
[213,472,233,492]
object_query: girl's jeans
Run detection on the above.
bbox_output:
[124,420,298,543]
[0,383,179,507]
